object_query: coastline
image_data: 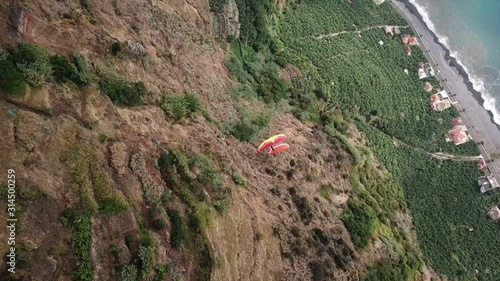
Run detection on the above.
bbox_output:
[396,0,500,129]
[390,0,500,179]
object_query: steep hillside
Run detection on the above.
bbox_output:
[0,0,437,281]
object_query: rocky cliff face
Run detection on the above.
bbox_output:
[0,1,427,281]
[212,0,240,40]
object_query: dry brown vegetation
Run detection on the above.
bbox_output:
[0,0,431,281]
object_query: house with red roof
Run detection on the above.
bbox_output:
[401,35,419,46]
[430,90,452,111]
[407,36,419,45]
[448,127,470,145]
[452,117,464,127]
[446,117,471,145]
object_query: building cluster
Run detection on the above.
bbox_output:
[401,34,418,56]
[383,27,420,56]
[383,25,401,37]
[385,29,500,222]
[417,62,435,79]
[477,159,500,221]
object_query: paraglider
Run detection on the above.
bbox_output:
[269,143,289,155]
[258,134,289,155]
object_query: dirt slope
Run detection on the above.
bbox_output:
[0,0,430,280]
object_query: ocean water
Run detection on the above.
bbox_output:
[409,0,500,124]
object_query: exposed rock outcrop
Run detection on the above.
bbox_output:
[212,0,240,39]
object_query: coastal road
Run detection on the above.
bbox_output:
[390,0,500,183]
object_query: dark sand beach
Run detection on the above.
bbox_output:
[390,0,500,179]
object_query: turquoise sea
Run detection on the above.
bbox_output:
[410,0,500,124]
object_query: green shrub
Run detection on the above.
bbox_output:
[59,208,76,227]
[318,184,332,202]
[119,264,138,281]
[167,209,187,248]
[161,93,201,120]
[138,245,155,278]
[179,93,201,112]
[0,52,27,96]
[273,52,289,68]
[9,43,51,87]
[152,218,166,230]
[197,243,213,281]
[365,257,421,281]
[97,197,128,214]
[341,200,377,250]
[111,42,123,56]
[89,162,128,214]
[189,154,224,188]
[187,209,202,233]
[229,108,272,143]
[99,75,146,106]
[161,189,172,205]
[124,235,134,250]
[178,187,197,208]
[158,149,189,172]
[81,120,96,130]
[225,57,254,83]
[230,121,258,142]
[196,203,213,229]
[232,172,246,186]
[50,55,77,83]
[98,134,107,143]
[233,0,276,51]
[230,84,258,100]
[155,265,169,280]
[140,229,155,248]
[65,144,99,215]
[213,199,230,214]
[72,53,90,86]
[225,40,289,103]
[256,68,289,103]
[144,190,161,205]
[209,0,227,12]
[73,214,94,281]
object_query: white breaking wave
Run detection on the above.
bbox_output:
[408,0,500,125]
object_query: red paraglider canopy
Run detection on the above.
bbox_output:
[258,134,287,152]
[269,143,289,155]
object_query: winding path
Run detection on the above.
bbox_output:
[427,152,482,162]
[314,24,409,39]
